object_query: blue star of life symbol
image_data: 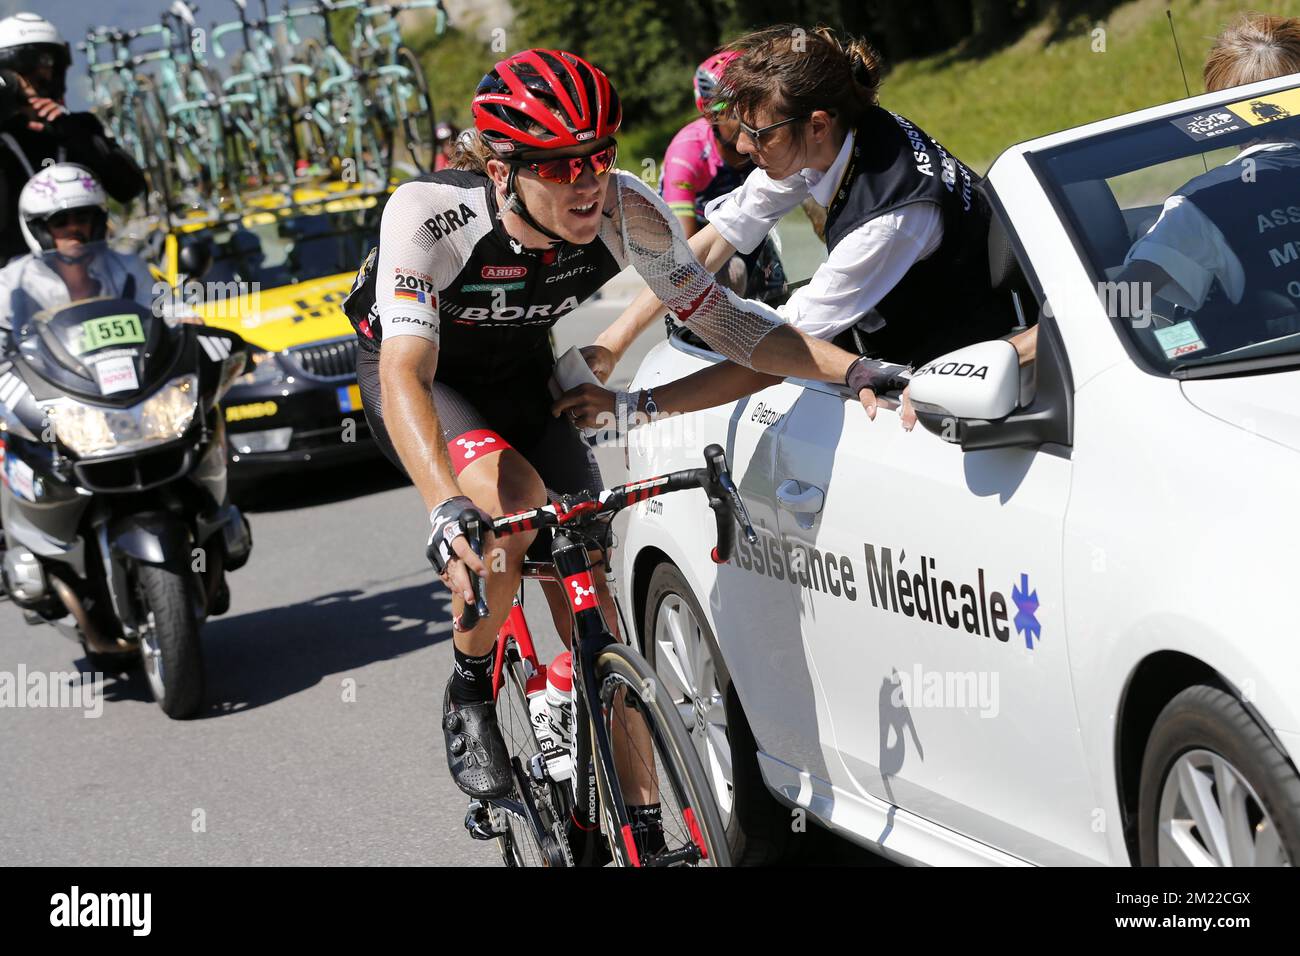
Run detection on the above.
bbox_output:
[1012,573,1041,649]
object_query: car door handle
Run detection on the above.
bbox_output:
[776,479,825,515]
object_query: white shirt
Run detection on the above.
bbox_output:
[1125,140,1300,310]
[0,247,157,334]
[704,129,943,340]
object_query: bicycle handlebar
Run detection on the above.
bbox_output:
[448,444,756,632]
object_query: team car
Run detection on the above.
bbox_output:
[617,72,1300,866]
[159,188,384,478]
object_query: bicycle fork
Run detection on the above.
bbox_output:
[552,531,649,865]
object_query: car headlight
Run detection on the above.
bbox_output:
[43,374,199,458]
[235,348,284,388]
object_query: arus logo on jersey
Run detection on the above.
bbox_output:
[482,265,526,280]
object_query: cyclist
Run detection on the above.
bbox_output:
[0,13,145,263]
[0,163,154,349]
[564,26,1013,429]
[661,51,785,300]
[342,49,878,833]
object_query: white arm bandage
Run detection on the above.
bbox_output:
[609,176,785,369]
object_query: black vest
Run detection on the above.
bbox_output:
[824,107,996,366]
[1181,144,1300,319]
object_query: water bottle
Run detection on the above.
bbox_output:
[545,652,574,750]
[525,655,573,783]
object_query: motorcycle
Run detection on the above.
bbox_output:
[0,244,253,718]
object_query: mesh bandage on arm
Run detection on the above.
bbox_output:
[609,175,785,369]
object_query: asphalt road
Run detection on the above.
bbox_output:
[0,283,882,866]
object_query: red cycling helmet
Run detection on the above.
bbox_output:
[694,50,739,115]
[472,49,622,156]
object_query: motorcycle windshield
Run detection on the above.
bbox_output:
[9,244,171,400]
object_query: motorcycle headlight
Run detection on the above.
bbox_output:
[43,374,199,458]
[235,348,283,389]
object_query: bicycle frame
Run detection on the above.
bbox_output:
[460,451,753,865]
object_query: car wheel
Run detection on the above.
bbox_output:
[642,561,793,864]
[1139,684,1300,866]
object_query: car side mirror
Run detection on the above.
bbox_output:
[909,340,1020,441]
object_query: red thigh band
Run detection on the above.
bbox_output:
[447,428,511,474]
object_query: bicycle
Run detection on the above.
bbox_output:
[273,0,389,188]
[446,444,756,867]
[347,0,444,175]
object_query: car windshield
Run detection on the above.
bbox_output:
[1032,81,1300,377]
[198,200,380,290]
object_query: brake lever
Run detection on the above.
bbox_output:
[717,469,758,545]
[703,443,757,546]
[455,508,490,630]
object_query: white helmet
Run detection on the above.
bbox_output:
[18,162,109,254]
[0,14,71,99]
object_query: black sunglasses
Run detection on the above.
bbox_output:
[736,113,811,147]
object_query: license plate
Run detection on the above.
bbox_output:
[336,384,363,413]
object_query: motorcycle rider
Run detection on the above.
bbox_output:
[0,13,146,264]
[0,163,154,351]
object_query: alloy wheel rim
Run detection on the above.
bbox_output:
[1157,748,1290,866]
[653,593,733,822]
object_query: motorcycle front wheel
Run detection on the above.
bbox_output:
[136,564,205,719]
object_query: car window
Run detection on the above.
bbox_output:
[1032,83,1300,376]
[201,207,380,291]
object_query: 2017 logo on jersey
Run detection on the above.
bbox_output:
[415,203,479,250]
[393,269,436,306]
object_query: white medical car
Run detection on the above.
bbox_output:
[617,72,1300,866]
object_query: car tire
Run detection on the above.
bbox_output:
[642,561,794,865]
[1138,684,1300,866]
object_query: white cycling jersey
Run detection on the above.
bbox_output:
[353,168,786,370]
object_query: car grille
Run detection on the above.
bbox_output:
[286,337,357,380]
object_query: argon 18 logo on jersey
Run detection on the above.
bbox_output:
[482,265,527,280]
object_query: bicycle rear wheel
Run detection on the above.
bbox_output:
[590,642,732,867]
[493,638,573,867]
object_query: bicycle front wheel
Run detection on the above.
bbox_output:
[590,642,732,867]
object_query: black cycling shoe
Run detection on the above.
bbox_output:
[442,680,513,800]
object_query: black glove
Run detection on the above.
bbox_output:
[426,495,493,575]
[846,355,911,396]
